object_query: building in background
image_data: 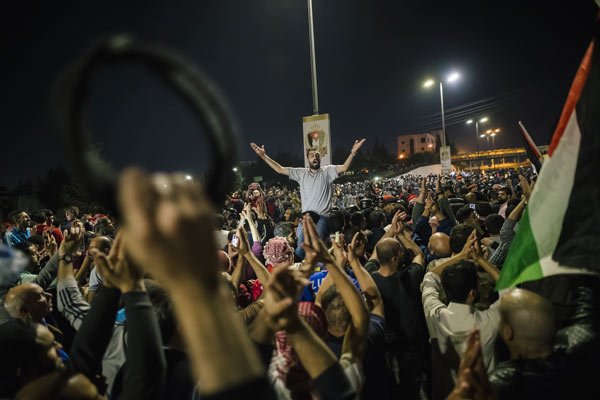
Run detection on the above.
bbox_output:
[397,130,440,159]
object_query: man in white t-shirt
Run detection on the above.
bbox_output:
[250,139,365,258]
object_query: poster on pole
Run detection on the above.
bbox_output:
[440,146,451,173]
[302,114,331,168]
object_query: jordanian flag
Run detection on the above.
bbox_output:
[496,29,600,290]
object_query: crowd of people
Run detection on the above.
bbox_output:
[0,142,598,400]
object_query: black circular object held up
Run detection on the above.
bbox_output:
[51,34,237,214]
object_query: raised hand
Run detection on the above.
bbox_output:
[448,330,494,400]
[459,230,478,258]
[351,139,366,154]
[388,210,405,235]
[118,169,219,292]
[468,236,484,261]
[425,192,435,210]
[250,143,265,158]
[263,265,308,332]
[60,224,84,256]
[44,231,58,257]
[92,232,143,293]
[519,174,534,201]
[301,215,334,268]
[256,198,267,219]
[234,226,251,256]
[347,232,366,263]
[331,236,348,269]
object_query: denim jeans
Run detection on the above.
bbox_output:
[295,215,329,259]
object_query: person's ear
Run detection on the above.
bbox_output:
[502,322,513,343]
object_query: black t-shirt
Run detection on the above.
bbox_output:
[372,263,424,348]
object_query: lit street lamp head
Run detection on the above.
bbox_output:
[447,72,460,83]
[479,117,488,123]
[466,119,473,124]
[480,134,486,138]
[423,79,435,88]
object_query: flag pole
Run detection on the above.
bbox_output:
[307,0,319,115]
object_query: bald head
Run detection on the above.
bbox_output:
[90,236,111,253]
[5,283,53,322]
[428,232,451,258]
[376,238,403,268]
[499,289,557,359]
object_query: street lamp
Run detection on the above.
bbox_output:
[422,71,461,148]
[467,117,489,170]
[481,127,501,151]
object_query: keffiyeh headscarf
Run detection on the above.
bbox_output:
[263,237,293,266]
[272,302,328,397]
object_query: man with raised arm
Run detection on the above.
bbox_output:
[250,139,366,259]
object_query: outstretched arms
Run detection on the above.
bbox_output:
[336,139,366,174]
[250,143,289,176]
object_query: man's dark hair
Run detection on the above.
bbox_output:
[344,226,364,244]
[376,239,403,266]
[350,212,365,227]
[274,222,295,238]
[449,224,476,254]
[441,260,478,303]
[485,214,504,235]
[305,148,319,158]
[31,212,47,225]
[327,211,345,233]
[367,210,385,229]
[476,202,492,217]
[498,187,512,197]
[456,207,474,224]
[7,211,22,225]
[144,279,176,344]
[288,209,301,222]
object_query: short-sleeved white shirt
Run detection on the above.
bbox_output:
[288,165,338,216]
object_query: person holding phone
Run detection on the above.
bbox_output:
[250,139,366,259]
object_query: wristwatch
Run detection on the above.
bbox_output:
[59,254,73,263]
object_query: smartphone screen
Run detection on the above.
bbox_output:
[231,235,239,247]
[469,204,476,210]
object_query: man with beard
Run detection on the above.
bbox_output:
[250,139,365,258]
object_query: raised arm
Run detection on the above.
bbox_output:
[347,233,384,319]
[118,169,266,396]
[93,241,165,400]
[234,225,271,286]
[303,216,369,358]
[430,230,477,276]
[335,139,366,174]
[262,265,356,400]
[470,240,500,281]
[251,143,289,176]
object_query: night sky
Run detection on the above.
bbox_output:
[2,0,597,186]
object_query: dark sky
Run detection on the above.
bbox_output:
[2,0,597,186]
